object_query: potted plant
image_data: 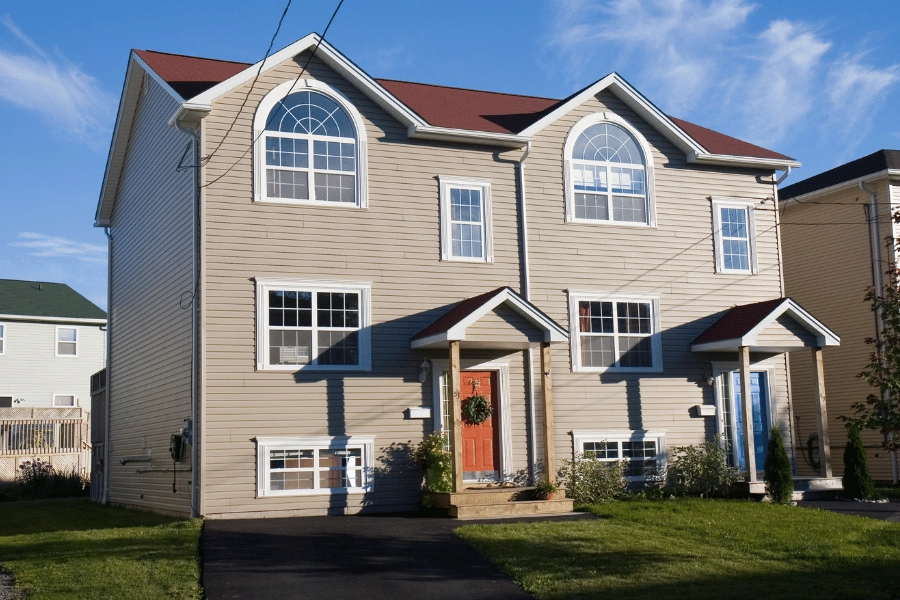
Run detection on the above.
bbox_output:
[534,474,559,500]
[413,432,453,493]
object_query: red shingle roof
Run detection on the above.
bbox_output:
[412,287,508,341]
[691,298,788,345]
[132,49,791,160]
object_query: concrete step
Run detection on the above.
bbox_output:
[792,477,842,500]
[451,498,574,519]
[429,487,536,508]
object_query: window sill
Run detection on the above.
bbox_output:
[572,366,663,374]
[715,269,757,275]
[441,256,493,264]
[258,487,369,498]
[254,197,364,209]
[566,218,656,229]
[257,364,371,372]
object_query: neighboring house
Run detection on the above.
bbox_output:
[94,33,841,519]
[780,150,900,483]
[0,279,106,480]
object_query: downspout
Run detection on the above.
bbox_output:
[175,120,200,518]
[517,141,538,482]
[102,227,112,504]
[860,180,898,483]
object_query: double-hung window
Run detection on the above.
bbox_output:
[256,279,371,371]
[712,199,757,273]
[53,394,76,407]
[569,293,662,372]
[256,436,374,497]
[439,176,493,262]
[56,327,77,357]
[572,431,666,480]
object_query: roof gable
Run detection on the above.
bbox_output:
[780,149,900,200]
[0,279,106,322]
[134,50,249,99]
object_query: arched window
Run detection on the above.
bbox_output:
[255,81,367,207]
[565,118,652,225]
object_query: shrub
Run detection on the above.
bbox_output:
[843,425,875,500]
[533,474,558,500]
[668,436,742,498]
[13,458,89,501]
[558,454,626,504]
[764,428,793,503]
[413,432,452,493]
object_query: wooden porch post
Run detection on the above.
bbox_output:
[812,346,833,478]
[448,341,464,493]
[540,342,556,484]
[738,346,757,482]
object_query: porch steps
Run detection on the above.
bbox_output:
[792,477,843,501]
[427,486,574,519]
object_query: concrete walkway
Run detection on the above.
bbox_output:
[798,500,900,522]
[202,513,593,600]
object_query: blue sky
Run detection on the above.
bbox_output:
[1,0,899,309]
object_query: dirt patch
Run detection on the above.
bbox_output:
[0,570,19,600]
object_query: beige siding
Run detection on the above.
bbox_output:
[107,75,195,515]
[783,178,897,480]
[465,305,545,345]
[755,315,817,348]
[192,52,793,517]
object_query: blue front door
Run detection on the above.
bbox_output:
[731,371,770,472]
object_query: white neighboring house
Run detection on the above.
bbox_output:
[0,279,106,481]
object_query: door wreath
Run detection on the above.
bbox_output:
[463,394,493,425]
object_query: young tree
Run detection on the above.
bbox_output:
[842,425,875,499]
[764,428,793,504]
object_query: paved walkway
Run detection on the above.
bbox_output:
[798,500,900,522]
[202,512,593,600]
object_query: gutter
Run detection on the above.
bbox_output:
[781,169,900,209]
[687,151,801,171]
[517,141,538,483]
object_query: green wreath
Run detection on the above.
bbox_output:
[463,394,493,425]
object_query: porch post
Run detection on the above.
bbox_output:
[738,346,757,482]
[448,341,464,493]
[540,342,556,484]
[812,346,833,478]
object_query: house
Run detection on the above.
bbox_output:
[0,279,106,481]
[94,33,841,519]
[780,150,900,484]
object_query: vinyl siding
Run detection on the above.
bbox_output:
[0,320,104,410]
[465,305,545,345]
[755,315,817,348]
[782,177,897,480]
[106,74,195,515]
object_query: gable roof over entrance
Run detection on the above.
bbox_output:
[691,298,839,353]
[411,287,568,349]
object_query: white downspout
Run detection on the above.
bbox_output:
[175,121,200,518]
[517,142,538,482]
[859,179,898,483]
[102,227,112,504]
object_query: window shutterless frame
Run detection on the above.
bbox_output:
[0,323,5,355]
[567,292,663,373]
[255,278,372,371]
[438,176,494,262]
[55,326,78,357]
[571,430,667,481]
[711,198,758,274]
[52,394,77,407]
[255,435,375,497]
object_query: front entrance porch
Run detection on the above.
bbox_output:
[411,287,572,517]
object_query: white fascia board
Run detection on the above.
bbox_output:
[743,299,839,347]
[691,339,744,352]
[781,169,896,208]
[410,333,451,349]
[408,124,529,148]
[688,152,801,171]
[0,314,107,325]
[446,289,569,342]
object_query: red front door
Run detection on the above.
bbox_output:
[460,371,500,474]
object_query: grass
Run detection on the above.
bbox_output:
[0,498,202,599]
[456,499,900,600]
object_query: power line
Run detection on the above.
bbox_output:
[201,0,346,190]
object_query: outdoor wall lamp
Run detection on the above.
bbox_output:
[705,374,715,386]
[418,360,431,383]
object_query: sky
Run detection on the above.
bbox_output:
[1,0,899,310]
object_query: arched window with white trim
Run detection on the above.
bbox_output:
[254,80,368,207]
[564,115,654,225]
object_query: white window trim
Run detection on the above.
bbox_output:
[55,326,78,358]
[255,278,372,372]
[0,322,5,355]
[430,358,514,482]
[711,361,778,467]
[52,393,78,408]
[571,430,667,482]
[438,175,494,263]
[0,393,13,408]
[253,79,369,209]
[563,112,657,227]
[711,198,759,274]
[255,435,375,498]
[567,291,663,373]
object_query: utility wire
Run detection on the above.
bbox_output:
[201,0,346,190]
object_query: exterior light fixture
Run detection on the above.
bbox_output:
[418,360,431,383]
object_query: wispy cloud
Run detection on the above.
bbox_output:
[0,15,114,144]
[548,0,900,147]
[11,232,106,265]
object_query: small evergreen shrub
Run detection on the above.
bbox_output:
[668,436,742,498]
[558,454,626,504]
[413,432,453,493]
[842,425,875,500]
[764,427,793,503]
[13,458,88,501]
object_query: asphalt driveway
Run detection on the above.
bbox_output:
[798,500,900,522]
[202,512,593,600]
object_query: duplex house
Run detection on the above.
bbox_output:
[0,279,106,480]
[95,34,841,518]
[780,151,900,483]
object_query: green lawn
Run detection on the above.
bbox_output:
[0,498,201,599]
[456,499,900,600]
